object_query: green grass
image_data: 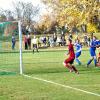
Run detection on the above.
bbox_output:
[0,49,100,100]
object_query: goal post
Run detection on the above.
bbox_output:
[18,21,23,74]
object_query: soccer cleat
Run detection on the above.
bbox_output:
[69,69,73,73]
[79,62,82,65]
[75,71,79,74]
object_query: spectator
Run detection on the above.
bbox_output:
[47,36,50,47]
[12,34,16,50]
[43,36,47,46]
[57,36,62,46]
[71,25,79,34]
[68,33,73,40]
[53,33,57,46]
[49,36,54,47]
[84,34,88,46]
[61,36,66,46]
[27,33,31,49]
[38,36,43,47]
[24,35,28,50]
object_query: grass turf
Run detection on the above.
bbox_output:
[0,49,100,100]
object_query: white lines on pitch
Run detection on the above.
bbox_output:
[23,74,100,97]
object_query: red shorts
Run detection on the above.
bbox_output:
[64,57,75,64]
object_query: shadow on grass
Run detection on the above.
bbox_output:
[24,65,100,75]
[24,67,67,75]
[0,71,16,76]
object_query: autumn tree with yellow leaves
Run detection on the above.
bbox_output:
[42,0,100,33]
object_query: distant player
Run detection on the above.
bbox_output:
[75,39,82,65]
[87,35,97,67]
[63,39,79,74]
[12,34,16,50]
[31,36,39,53]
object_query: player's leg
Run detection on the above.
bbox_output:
[93,56,97,67]
[12,42,14,49]
[75,52,81,65]
[71,65,79,74]
[70,59,79,74]
[63,58,73,72]
[33,44,35,53]
[91,51,97,66]
[87,57,93,67]
[63,62,73,72]
[36,44,39,52]
[87,50,94,67]
[97,58,100,66]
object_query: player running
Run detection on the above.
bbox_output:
[63,39,79,74]
[75,39,82,65]
[87,35,97,67]
[97,52,100,66]
[96,40,100,66]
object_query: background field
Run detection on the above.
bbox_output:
[0,49,100,100]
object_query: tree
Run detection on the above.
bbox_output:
[12,1,40,26]
[42,0,100,32]
[0,14,6,22]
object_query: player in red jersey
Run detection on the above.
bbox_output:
[97,52,100,66]
[63,39,79,74]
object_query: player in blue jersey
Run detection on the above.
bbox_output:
[75,39,82,65]
[95,40,100,47]
[87,35,97,67]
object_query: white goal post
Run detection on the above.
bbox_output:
[18,21,23,74]
[0,20,23,74]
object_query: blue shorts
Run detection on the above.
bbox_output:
[90,50,96,57]
[75,52,81,58]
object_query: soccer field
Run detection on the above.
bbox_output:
[0,49,100,100]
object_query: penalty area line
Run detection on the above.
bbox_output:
[23,74,100,97]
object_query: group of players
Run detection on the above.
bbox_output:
[63,33,100,74]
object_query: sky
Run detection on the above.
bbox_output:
[0,0,49,21]
[0,0,43,10]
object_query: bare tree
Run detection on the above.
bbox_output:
[12,1,40,26]
[0,8,15,22]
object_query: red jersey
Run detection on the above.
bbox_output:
[68,43,75,58]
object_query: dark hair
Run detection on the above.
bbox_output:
[93,36,97,39]
[68,39,72,43]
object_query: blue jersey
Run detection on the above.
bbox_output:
[75,43,82,53]
[95,40,100,46]
[89,40,96,56]
[90,40,96,51]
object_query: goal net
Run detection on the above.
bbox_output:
[0,21,66,76]
[0,21,22,75]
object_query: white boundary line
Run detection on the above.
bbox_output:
[0,69,100,97]
[23,74,100,97]
[0,69,13,72]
